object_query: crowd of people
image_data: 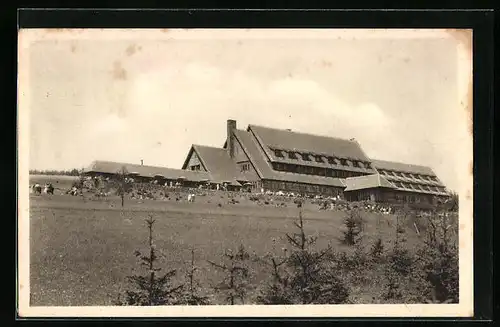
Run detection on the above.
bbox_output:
[31,175,455,218]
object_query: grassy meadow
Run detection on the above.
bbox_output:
[28,175,452,306]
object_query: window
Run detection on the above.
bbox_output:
[300,153,311,161]
[241,163,251,172]
[327,156,336,164]
[340,158,347,166]
[274,149,284,158]
[190,164,201,171]
[288,151,297,159]
[352,161,359,168]
[314,155,324,163]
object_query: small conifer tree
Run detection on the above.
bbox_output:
[177,249,210,305]
[208,244,251,305]
[122,215,183,306]
[342,209,363,246]
[258,211,349,304]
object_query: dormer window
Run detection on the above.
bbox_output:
[300,153,311,161]
[340,158,347,166]
[273,149,284,158]
[314,155,324,163]
[288,151,297,159]
[327,156,335,164]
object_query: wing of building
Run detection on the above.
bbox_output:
[181,120,450,205]
[84,119,450,205]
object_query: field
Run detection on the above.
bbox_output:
[28,175,433,306]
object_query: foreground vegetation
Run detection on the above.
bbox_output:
[29,174,458,306]
[115,206,458,305]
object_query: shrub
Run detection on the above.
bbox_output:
[208,245,252,305]
[342,209,363,246]
[415,212,459,303]
[177,249,210,305]
[370,238,384,259]
[119,215,183,306]
[258,211,349,304]
[255,256,295,304]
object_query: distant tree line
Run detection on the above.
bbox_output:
[29,169,81,176]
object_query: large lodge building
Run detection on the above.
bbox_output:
[85,120,450,205]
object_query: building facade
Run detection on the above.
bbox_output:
[84,119,450,205]
[181,120,450,204]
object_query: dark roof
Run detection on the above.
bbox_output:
[371,159,436,176]
[190,145,248,184]
[84,160,211,182]
[248,124,371,161]
[388,180,449,196]
[234,130,345,188]
[233,130,274,178]
[344,174,396,192]
[379,172,444,187]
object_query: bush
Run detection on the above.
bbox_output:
[208,245,252,305]
[415,212,459,303]
[119,215,183,306]
[257,211,350,304]
[342,209,363,245]
[370,238,384,259]
[177,249,210,305]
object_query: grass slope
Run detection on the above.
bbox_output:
[29,194,424,306]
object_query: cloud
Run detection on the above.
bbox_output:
[92,114,128,135]
[119,62,405,169]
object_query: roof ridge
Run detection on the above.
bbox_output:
[192,144,224,150]
[371,158,432,169]
[88,160,210,173]
[248,124,359,144]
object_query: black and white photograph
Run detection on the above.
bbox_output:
[18,28,473,317]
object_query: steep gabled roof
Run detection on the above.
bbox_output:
[371,159,435,176]
[190,144,249,183]
[248,124,371,161]
[344,174,396,192]
[84,160,211,182]
[234,129,345,188]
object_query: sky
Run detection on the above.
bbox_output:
[20,29,472,192]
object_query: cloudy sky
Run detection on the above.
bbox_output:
[20,29,472,192]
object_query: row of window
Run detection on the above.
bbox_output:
[392,181,446,194]
[271,148,371,170]
[379,169,439,183]
[263,180,343,196]
[393,193,433,204]
[271,162,365,178]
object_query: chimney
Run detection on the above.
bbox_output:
[140,159,143,166]
[227,119,237,158]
